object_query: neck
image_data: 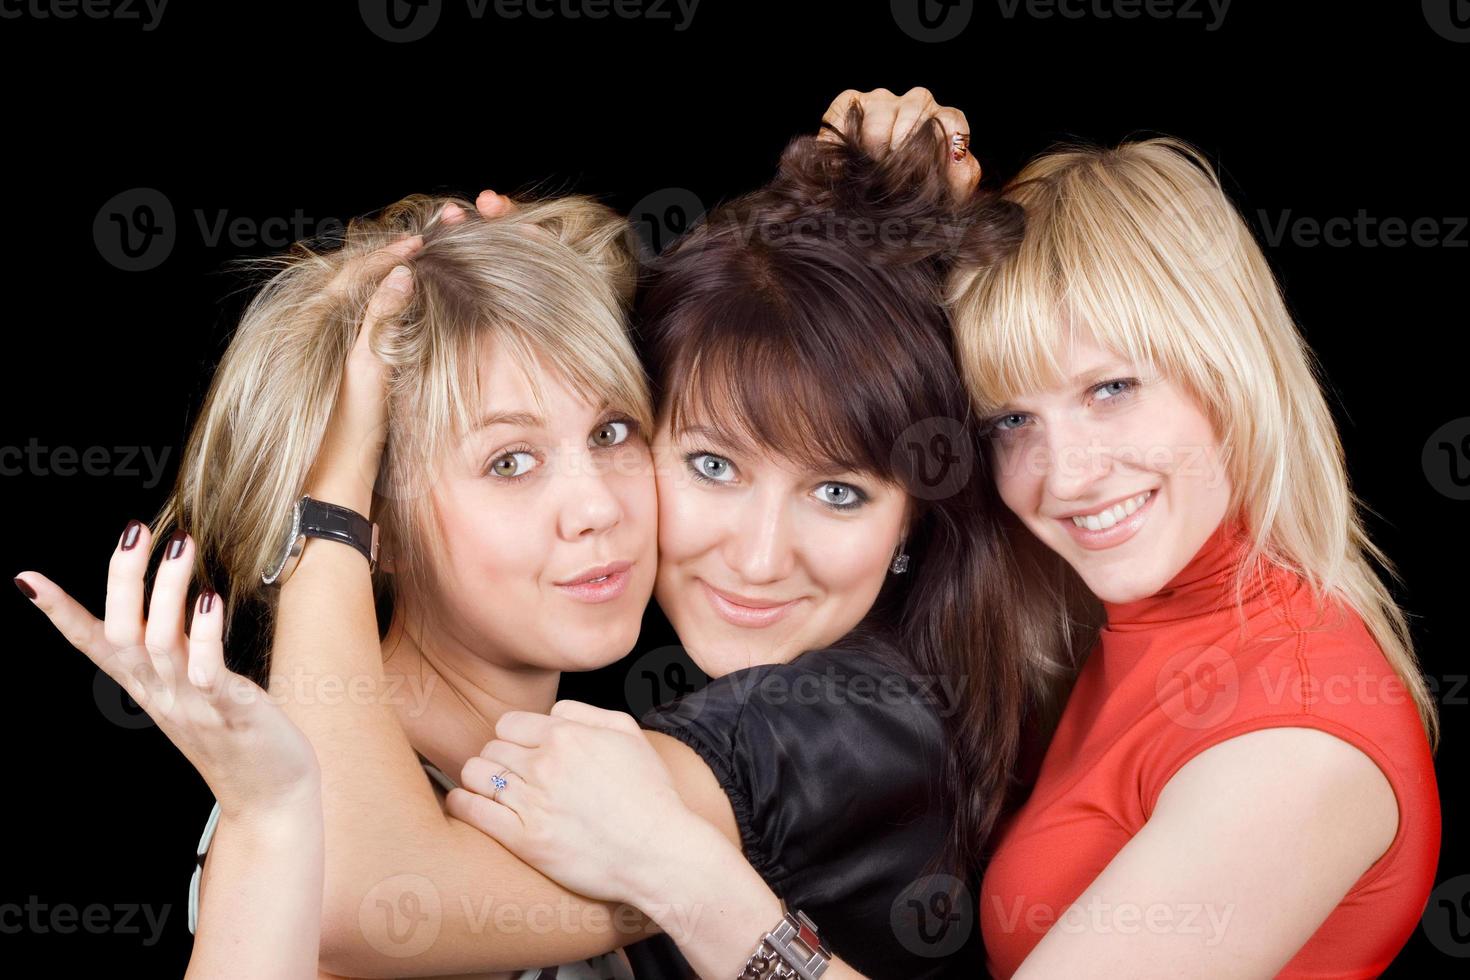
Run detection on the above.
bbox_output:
[381,608,561,780]
[1101,518,1262,630]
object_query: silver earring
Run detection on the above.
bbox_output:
[890,550,910,575]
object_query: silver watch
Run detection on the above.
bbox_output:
[262,494,379,587]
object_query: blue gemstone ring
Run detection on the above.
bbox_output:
[490,770,513,802]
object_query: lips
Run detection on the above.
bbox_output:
[1057,488,1158,551]
[699,580,804,629]
[554,560,634,604]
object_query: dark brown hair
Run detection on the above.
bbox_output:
[637,105,1064,878]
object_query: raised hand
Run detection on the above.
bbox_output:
[820,85,981,199]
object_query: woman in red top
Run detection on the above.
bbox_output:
[400,92,1444,979]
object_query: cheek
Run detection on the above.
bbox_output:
[434,481,548,590]
[655,468,720,563]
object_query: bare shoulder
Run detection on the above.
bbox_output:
[1156,726,1399,871]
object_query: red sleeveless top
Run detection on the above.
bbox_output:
[979,520,1440,977]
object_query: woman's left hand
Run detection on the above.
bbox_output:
[445,700,696,907]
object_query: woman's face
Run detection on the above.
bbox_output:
[983,331,1232,604]
[415,344,658,671]
[651,417,910,677]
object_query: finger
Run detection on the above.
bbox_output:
[475,190,518,219]
[186,586,226,694]
[445,786,525,845]
[932,106,982,194]
[103,519,152,651]
[461,755,532,813]
[477,738,537,776]
[15,570,112,668]
[889,86,939,149]
[325,235,424,301]
[356,264,414,354]
[144,530,195,669]
[549,699,641,734]
[494,709,560,747]
[819,89,862,143]
[438,202,467,225]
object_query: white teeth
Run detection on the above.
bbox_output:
[1070,491,1152,530]
[587,575,609,584]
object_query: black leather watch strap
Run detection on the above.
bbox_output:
[300,496,378,571]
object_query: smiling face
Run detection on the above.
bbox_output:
[981,331,1233,604]
[410,343,658,672]
[650,416,910,677]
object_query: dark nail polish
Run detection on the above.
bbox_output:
[166,529,188,561]
[14,577,36,600]
[199,588,215,614]
[120,520,143,551]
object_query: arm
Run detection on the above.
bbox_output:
[1011,726,1398,978]
[262,215,704,976]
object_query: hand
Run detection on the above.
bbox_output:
[16,523,319,820]
[819,86,981,199]
[445,700,697,908]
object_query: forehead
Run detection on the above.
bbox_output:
[471,339,601,427]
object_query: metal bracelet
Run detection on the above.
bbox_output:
[736,910,830,980]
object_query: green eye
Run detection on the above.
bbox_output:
[488,451,537,478]
[590,420,632,448]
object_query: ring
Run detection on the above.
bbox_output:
[490,769,514,802]
[951,132,971,162]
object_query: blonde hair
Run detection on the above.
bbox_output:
[949,136,1439,749]
[149,193,652,670]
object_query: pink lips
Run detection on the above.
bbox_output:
[554,560,633,604]
[699,580,804,629]
[1057,489,1157,551]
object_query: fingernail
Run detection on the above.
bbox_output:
[14,577,36,600]
[120,519,143,551]
[386,265,411,289]
[165,529,188,561]
[199,587,216,614]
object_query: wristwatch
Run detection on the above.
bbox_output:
[737,909,831,980]
[261,494,379,587]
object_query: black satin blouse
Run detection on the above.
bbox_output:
[622,625,987,979]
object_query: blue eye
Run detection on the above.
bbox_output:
[1094,379,1136,401]
[814,482,865,510]
[687,452,735,483]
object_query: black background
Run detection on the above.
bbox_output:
[2,1,1465,974]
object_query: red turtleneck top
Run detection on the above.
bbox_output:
[979,520,1440,978]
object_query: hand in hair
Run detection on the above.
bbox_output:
[304,204,471,514]
[819,86,980,199]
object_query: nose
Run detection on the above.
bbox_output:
[556,446,624,540]
[1041,415,1113,504]
[723,484,796,585]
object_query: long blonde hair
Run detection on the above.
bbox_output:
[150,193,652,675]
[949,136,1439,749]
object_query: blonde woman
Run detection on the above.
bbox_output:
[24,194,657,979]
[434,93,1442,980]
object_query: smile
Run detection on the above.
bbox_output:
[554,560,633,604]
[699,580,804,629]
[1057,489,1157,551]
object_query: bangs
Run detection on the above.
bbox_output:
[659,291,908,478]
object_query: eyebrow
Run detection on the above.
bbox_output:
[473,410,544,432]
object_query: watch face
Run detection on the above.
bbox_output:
[261,498,307,586]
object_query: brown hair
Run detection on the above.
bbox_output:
[637,106,1069,877]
